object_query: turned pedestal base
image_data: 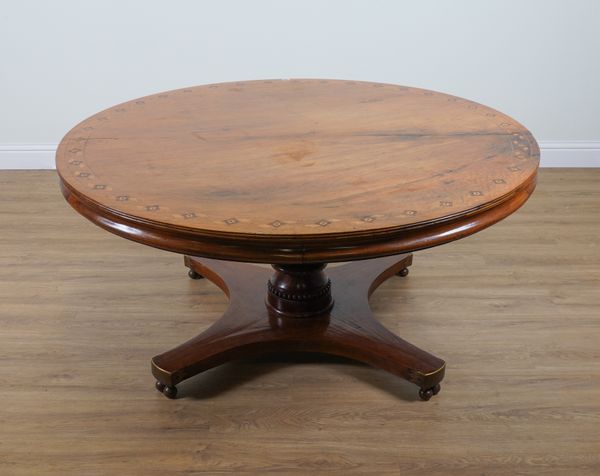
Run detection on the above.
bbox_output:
[151,254,445,400]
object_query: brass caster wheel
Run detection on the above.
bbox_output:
[188,269,204,280]
[419,383,441,401]
[397,267,409,277]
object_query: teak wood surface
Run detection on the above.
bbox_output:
[55,80,539,400]
[2,170,599,474]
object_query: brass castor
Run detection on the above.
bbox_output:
[419,383,441,401]
[155,380,178,399]
[397,267,409,277]
[188,269,204,280]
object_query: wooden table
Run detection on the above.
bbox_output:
[56,79,539,400]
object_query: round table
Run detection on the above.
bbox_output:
[56,79,539,400]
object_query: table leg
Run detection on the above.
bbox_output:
[151,254,445,400]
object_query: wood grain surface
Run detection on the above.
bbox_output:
[2,170,598,475]
[153,254,445,397]
[55,80,539,263]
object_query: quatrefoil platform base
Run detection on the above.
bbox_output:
[151,254,445,400]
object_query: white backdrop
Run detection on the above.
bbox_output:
[1,0,599,167]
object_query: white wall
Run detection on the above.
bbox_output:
[1,0,599,167]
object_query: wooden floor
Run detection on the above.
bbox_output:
[1,169,599,475]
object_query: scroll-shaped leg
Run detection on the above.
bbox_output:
[325,256,445,397]
[322,302,444,399]
[153,254,444,400]
[152,258,272,397]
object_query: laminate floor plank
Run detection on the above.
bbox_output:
[0,169,599,475]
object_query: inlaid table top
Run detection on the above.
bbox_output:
[56,79,539,263]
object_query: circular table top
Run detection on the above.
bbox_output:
[56,79,539,263]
